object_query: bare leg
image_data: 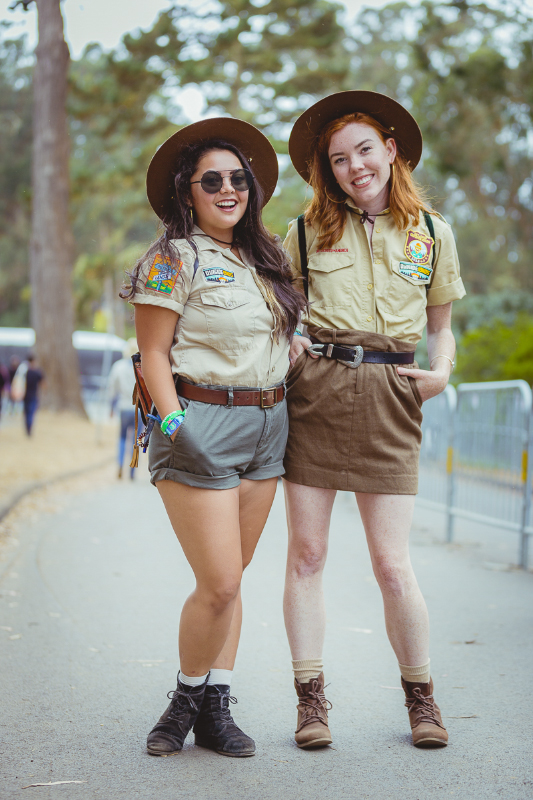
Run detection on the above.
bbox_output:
[157,477,278,675]
[356,493,429,665]
[211,477,278,670]
[282,480,337,659]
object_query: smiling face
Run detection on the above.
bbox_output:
[189,149,249,242]
[328,122,396,215]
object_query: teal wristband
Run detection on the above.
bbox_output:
[294,328,303,336]
[161,409,186,437]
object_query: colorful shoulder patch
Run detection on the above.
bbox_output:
[146,253,182,295]
[404,230,434,266]
[398,261,433,283]
[203,267,235,284]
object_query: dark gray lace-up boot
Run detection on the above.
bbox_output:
[146,674,208,756]
[193,684,256,757]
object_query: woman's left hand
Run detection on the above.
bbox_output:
[396,365,450,403]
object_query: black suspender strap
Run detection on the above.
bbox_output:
[297,214,309,300]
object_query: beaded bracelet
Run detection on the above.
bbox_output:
[160,409,186,438]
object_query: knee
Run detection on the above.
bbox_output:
[288,542,328,579]
[372,559,412,597]
[203,578,241,615]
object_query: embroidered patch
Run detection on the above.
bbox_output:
[398,261,433,283]
[146,254,182,294]
[316,249,349,253]
[203,267,235,284]
[404,230,433,265]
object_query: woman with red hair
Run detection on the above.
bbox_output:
[282,92,465,750]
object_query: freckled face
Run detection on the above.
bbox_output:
[190,149,249,240]
[328,122,396,215]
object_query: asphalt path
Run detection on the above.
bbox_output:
[1,468,532,800]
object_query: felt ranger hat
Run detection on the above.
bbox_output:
[289,91,423,184]
[146,117,278,221]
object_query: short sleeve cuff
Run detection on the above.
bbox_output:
[427,277,466,306]
[130,292,184,316]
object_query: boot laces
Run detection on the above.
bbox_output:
[210,685,238,721]
[166,686,200,717]
[405,687,445,729]
[298,681,332,729]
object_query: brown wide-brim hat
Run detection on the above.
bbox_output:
[147,118,278,221]
[289,91,423,184]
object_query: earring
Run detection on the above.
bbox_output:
[325,189,345,204]
[188,207,193,220]
[390,162,396,191]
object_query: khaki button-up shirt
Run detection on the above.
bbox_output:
[131,227,289,387]
[284,201,466,346]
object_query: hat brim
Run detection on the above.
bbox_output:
[289,91,422,184]
[147,118,279,222]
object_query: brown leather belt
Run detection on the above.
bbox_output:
[176,378,285,408]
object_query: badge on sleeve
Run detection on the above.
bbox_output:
[404,230,433,266]
[146,254,182,294]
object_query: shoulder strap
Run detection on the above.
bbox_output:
[297,214,309,300]
[423,211,436,268]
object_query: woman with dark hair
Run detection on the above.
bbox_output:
[281,92,465,750]
[125,118,306,758]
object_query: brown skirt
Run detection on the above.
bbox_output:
[283,328,423,494]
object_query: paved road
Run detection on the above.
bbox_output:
[1,469,532,800]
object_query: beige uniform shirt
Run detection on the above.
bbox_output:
[284,200,465,346]
[131,227,290,388]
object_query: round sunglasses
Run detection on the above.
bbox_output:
[190,168,254,194]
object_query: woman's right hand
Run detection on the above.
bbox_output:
[289,335,318,367]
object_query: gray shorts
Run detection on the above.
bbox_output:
[148,385,288,490]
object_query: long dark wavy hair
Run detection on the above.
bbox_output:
[122,138,306,339]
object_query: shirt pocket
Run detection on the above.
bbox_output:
[307,253,354,308]
[384,263,428,322]
[200,287,255,352]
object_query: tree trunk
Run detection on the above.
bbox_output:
[30,0,85,413]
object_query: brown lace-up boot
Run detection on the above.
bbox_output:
[402,677,448,748]
[294,672,333,749]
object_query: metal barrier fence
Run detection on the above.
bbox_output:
[418,380,533,568]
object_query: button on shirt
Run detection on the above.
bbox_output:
[131,227,289,388]
[284,200,466,346]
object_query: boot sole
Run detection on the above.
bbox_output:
[414,738,448,749]
[195,738,255,757]
[296,737,332,749]
[146,748,182,756]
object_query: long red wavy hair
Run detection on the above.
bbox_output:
[305,113,431,250]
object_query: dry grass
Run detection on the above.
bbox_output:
[0,409,116,512]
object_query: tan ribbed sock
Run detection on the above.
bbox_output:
[292,658,324,683]
[399,659,431,684]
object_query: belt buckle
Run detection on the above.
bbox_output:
[338,345,364,369]
[260,388,276,408]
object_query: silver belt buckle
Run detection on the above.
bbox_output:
[338,345,364,369]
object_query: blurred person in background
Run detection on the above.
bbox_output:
[7,355,21,413]
[23,353,44,436]
[0,361,8,421]
[107,337,139,479]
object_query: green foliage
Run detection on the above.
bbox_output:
[455,313,533,385]
[2,0,533,354]
[0,23,32,326]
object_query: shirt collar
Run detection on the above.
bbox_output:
[345,198,391,217]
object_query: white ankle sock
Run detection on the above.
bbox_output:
[399,659,431,684]
[179,671,209,688]
[207,669,233,688]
